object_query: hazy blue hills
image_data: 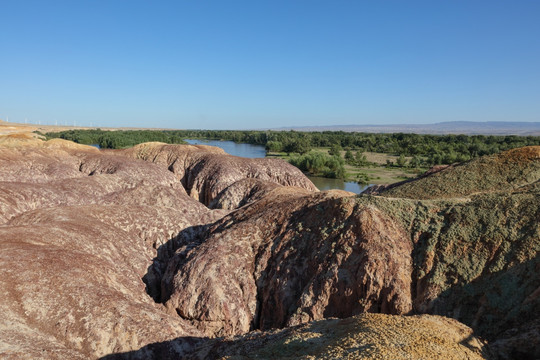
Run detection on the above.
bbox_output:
[273,121,540,135]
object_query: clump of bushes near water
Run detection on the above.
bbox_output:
[289,152,346,179]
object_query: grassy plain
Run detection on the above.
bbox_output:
[268,147,425,184]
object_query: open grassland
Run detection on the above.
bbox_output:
[269,147,424,184]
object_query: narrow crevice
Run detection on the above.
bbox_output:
[142,224,211,304]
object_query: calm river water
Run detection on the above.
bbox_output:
[185,139,370,194]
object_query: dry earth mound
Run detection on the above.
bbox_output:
[368,146,540,199]
[104,314,486,359]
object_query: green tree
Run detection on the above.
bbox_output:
[265,141,283,153]
[355,151,368,166]
[396,154,407,167]
[409,155,421,169]
[357,172,371,185]
[328,143,342,157]
[344,150,354,164]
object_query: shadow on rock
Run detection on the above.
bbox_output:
[427,256,540,358]
[99,336,208,360]
[142,224,210,303]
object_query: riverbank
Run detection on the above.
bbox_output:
[185,139,371,193]
[267,147,424,185]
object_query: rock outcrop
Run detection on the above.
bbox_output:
[118,142,319,206]
[208,178,281,210]
[162,188,413,337]
[155,146,539,357]
[104,314,487,359]
[367,146,540,199]
[0,139,227,358]
[1,134,538,359]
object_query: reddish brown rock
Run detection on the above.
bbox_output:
[162,188,413,337]
[0,138,226,358]
[1,136,538,359]
[0,145,188,223]
[208,178,282,209]
[118,142,319,206]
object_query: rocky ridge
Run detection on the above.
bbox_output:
[117,142,318,206]
[1,133,538,359]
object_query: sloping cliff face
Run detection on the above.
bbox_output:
[366,146,540,199]
[161,188,414,337]
[154,162,538,356]
[117,142,319,206]
[0,139,231,358]
[0,137,321,359]
[1,135,538,359]
[148,146,538,358]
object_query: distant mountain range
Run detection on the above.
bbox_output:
[272,121,540,135]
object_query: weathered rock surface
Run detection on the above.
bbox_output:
[103,313,487,359]
[162,188,414,337]
[1,134,538,359]
[154,146,539,358]
[0,138,228,358]
[208,178,281,210]
[0,146,190,223]
[0,206,208,359]
[118,142,319,206]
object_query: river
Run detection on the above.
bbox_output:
[185,139,370,194]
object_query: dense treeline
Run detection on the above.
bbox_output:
[45,129,540,166]
[43,129,186,149]
[289,152,346,179]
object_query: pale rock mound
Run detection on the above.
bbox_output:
[118,142,319,206]
[102,313,487,360]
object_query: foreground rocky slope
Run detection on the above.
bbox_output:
[0,137,222,358]
[0,136,318,358]
[105,314,486,359]
[160,188,414,336]
[0,133,538,359]
[150,146,538,358]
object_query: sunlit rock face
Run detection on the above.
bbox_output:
[161,188,414,337]
[0,139,223,358]
[117,142,319,206]
[0,136,538,359]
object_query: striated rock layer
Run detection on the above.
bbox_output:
[1,134,538,359]
[117,142,319,206]
[0,138,233,358]
[161,188,414,336]
[154,146,538,358]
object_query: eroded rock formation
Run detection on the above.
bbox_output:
[1,134,538,359]
[0,138,232,358]
[118,142,319,206]
[161,188,413,336]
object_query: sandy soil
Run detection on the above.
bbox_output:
[0,120,166,137]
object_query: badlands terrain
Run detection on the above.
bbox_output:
[0,126,538,359]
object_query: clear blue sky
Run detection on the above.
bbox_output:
[1,0,539,129]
